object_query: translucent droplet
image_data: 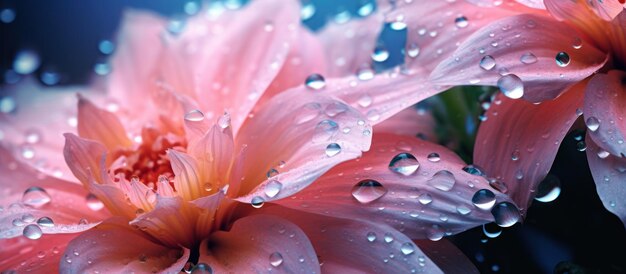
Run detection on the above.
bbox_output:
[520,52,537,64]
[356,67,374,81]
[325,143,341,157]
[203,183,214,192]
[418,193,433,205]
[456,204,472,215]
[407,43,420,58]
[24,129,42,144]
[491,202,520,227]
[22,187,51,208]
[184,109,205,122]
[217,112,231,129]
[479,55,496,71]
[586,116,600,132]
[301,3,316,19]
[462,165,485,176]
[371,46,389,62]
[555,52,570,67]
[389,153,420,176]
[572,37,583,49]
[366,232,376,242]
[482,222,502,238]
[428,170,456,191]
[23,224,43,240]
[357,94,373,108]
[305,74,326,90]
[98,40,115,55]
[269,252,283,267]
[455,16,469,28]
[351,179,387,204]
[535,174,561,203]
[427,153,441,162]
[264,180,283,198]
[0,96,17,113]
[401,242,415,255]
[383,232,394,243]
[85,194,104,211]
[489,179,508,194]
[13,50,40,75]
[597,150,610,159]
[497,74,524,99]
[21,213,35,223]
[36,217,54,227]
[191,263,213,274]
[472,189,496,210]
[251,196,265,208]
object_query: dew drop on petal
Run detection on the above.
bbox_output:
[383,232,394,243]
[428,170,456,191]
[497,74,524,99]
[555,52,570,67]
[22,186,51,208]
[491,202,521,227]
[191,263,213,274]
[371,46,389,62]
[472,189,496,210]
[535,174,561,203]
[479,55,496,71]
[367,232,376,242]
[456,204,472,215]
[36,217,54,227]
[389,153,420,176]
[305,74,326,90]
[401,242,415,255]
[356,67,375,81]
[427,153,440,162]
[586,116,600,132]
[407,43,420,58]
[251,196,265,208]
[313,120,339,142]
[325,143,341,157]
[184,109,205,122]
[482,222,502,238]
[351,179,387,204]
[597,150,610,159]
[269,252,283,267]
[418,193,433,205]
[264,180,282,198]
[85,194,104,211]
[520,52,537,64]
[23,224,43,240]
[454,16,469,28]
[462,165,485,176]
[572,38,583,49]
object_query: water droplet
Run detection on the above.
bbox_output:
[22,187,51,208]
[555,52,570,67]
[85,194,104,211]
[357,94,373,108]
[482,222,502,238]
[455,16,469,28]
[13,50,40,75]
[520,52,537,64]
[389,153,420,176]
[264,180,283,198]
[203,183,214,192]
[20,144,35,159]
[418,193,433,205]
[217,112,230,129]
[383,232,394,243]
[491,202,520,227]
[0,8,16,23]
[98,40,115,55]
[428,170,456,191]
[184,109,205,122]
[427,153,441,162]
[313,120,339,142]
[401,242,415,255]
[479,55,496,71]
[535,175,561,203]
[456,204,472,215]
[497,74,524,99]
[94,63,111,75]
[251,196,265,208]
[511,150,520,161]
[367,232,376,242]
[462,165,485,176]
[472,189,496,210]
[586,116,600,132]
[305,74,326,90]
[372,46,389,62]
[40,70,60,86]
[0,96,17,113]
[572,37,583,49]
[407,43,420,58]
[23,224,43,240]
[597,150,610,159]
[325,143,341,157]
[427,227,444,241]
[36,217,54,227]
[351,179,387,204]
[191,263,213,274]
[21,213,35,223]
[356,67,374,81]
[489,179,508,194]
[269,252,283,267]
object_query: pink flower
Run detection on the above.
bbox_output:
[1,1,515,272]
[384,0,626,225]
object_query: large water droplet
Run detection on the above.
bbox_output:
[23,224,43,240]
[462,165,485,176]
[400,242,415,255]
[472,189,496,210]
[428,170,456,191]
[427,153,441,162]
[497,74,524,99]
[251,196,265,208]
[305,74,326,90]
[455,16,469,28]
[264,180,283,198]
[371,46,389,62]
[269,252,284,267]
[555,52,570,67]
[479,55,496,71]
[491,202,520,227]
[325,143,341,157]
[85,194,104,211]
[535,174,561,203]
[191,263,213,274]
[22,187,51,208]
[586,116,600,132]
[36,217,54,227]
[520,52,537,64]
[389,153,420,176]
[351,179,387,204]
[482,222,502,238]
[184,109,205,122]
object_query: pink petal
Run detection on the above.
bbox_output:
[167,150,204,201]
[77,96,131,151]
[373,106,436,140]
[317,13,383,77]
[273,133,512,239]
[544,0,613,49]
[547,0,625,21]
[197,214,320,273]
[415,239,480,274]
[234,89,372,202]
[164,0,300,134]
[465,0,545,9]
[59,217,190,273]
[257,206,445,273]
[474,82,585,212]
[429,14,608,102]
[0,234,79,272]
[583,71,626,157]
[608,10,626,68]
[188,121,235,193]
[586,138,626,228]
[587,0,626,20]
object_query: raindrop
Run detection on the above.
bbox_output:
[535,174,561,203]
[497,74,524,99]
[462,165,485,176]
[428,170,456,191]
[482,223,502,238]
[427,227,444,241]
[367,232,377,242]
[22,214,35,223]
[479,55,496,71]
[269,252,284,267]
[555,52,570,67]
[520,52,537,64]
[191,263,213,274]
[585,116,600,132]
[22,187,51,208]
[13,50,40,75]
[203,183,214,192]
[294,103,320,124]
[251,196,265,208]
[371,46,390,62]
[86,194,104,211]
[455,16,469,28]
[407,43,420,58]
[305,74,326,90]
[389,153,420,176]
[325,143,341,157]
[23,224,43,240]
[37,217,54,227]
[491,202,521,227]
[427,153,441,162]
[472,189,496,210]
[511,150,520,161]
[400,242,415,255]
[184,109,205,122]
[418,193,433,205]
[351,179,387,204]
[264,180,283,198]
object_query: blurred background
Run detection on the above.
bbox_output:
[1,0,625,273]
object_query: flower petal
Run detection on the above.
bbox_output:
[430,14,607,102]
[0,234,79,272]
[188,122,235,193]
[197,214,320,273]
[167,149,203,201]
[274,133,512,239]
[59,217,189,273]
[583,71,626,157]
[373,106,436,140]
[544,0,612,49]
[586,138,626,228]
[474,82,585,212]
[234,89,372,202]
[414,239,479,274]
[77,96,131,151]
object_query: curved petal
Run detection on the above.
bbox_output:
[465,0,545,9]
[0,234,79,273]
[583,71,626,157]
[59,217,189,273]
[77,96,131,151]
[474,81,585,212]
[414,239,479,274]
[197,214,320,273]
[544,0,612,49]
[373,106,436,140]
[586,138,626,228]
[274,133,512,239]
[234,89,372,202]
[188,121,235,194]
[430,14,608,102]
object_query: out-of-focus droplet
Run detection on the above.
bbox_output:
[371,46,389,62]
[455,16,469,28]
[85,194,104,211]
[535,174,561,203]
[22,187,51,208]
[0,8,16,23]
[13,50,40,75]
[98,40,115,55]
[190,263,212,274]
